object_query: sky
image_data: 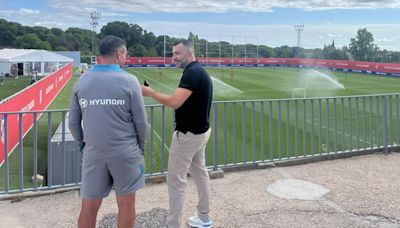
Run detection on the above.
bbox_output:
[1,0,400,51]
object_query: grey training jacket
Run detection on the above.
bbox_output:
[68,64,147,161]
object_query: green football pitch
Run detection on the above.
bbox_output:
[2,66,399,106]
[127,67,400,173]
[1,67,400,191]
[128,67,400,101]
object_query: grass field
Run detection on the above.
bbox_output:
[130,67,400,101]
[0,76,46,101]
[0,67,81,102]
[1,66,400,191]
[0,76,78,191]
[128,67,400,173]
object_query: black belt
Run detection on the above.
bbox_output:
[176,128,208,135]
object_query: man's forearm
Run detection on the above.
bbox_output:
[143,85,191,109]
[150,90,176,108]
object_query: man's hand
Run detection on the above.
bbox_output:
[142,86,154,97]
[78,142,85,154]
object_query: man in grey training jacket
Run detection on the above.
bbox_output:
[69,35,147,228]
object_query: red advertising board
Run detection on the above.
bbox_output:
[0,63,72,165]
[121,57,400,74]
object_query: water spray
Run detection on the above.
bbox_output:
[310,69,345,89]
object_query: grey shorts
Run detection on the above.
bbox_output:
[80,155,145,199]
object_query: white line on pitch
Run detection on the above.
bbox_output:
[131,69,174,91]
[305,119,374,146]
[147,123,170,153]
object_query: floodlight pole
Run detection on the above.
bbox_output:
[163,35,166,65]
[256,37,259,66]
[294,24,304,47]
[90,10,101,65]
[231,36,234,64]
[218,37,221,67]
[244,36,247,65]
[205,36,208,65]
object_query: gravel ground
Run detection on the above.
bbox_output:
[1,152,399,228]
[98,208,168,228]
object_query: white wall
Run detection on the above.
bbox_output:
[52,51,80,67]
[0,61,10,75]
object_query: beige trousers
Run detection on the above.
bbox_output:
[166,128,212,228]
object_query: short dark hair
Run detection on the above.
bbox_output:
[99,35,127,57]
[173,39,193,50]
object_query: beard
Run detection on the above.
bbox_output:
[175,60,187,69]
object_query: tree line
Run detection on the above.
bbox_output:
[1,18,399,63]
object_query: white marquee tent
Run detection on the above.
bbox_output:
[0,48,73,76]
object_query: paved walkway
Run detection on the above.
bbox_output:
[1,152,400,228]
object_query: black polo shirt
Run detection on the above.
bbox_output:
[175,61,213,134]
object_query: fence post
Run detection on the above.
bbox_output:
[383,95,388,154]
[213,103,218,171]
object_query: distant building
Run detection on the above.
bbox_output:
[52,51,80,68]
[0,49,73,76]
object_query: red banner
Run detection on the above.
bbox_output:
[0,63,72,165]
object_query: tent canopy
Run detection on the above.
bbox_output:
[0,48,73,63]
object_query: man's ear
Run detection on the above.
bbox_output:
[116,49,122,60]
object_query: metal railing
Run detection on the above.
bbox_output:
[1,93,399,194]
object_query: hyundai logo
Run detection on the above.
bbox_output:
[79,99,88,109]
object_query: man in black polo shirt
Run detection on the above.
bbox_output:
[142,39,213,228]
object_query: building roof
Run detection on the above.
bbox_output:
[0,48,73,62]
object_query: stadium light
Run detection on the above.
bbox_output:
[90,10,101,65]
[294,24,304,47]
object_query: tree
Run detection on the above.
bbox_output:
[0,30,16,47]
[15,33,43,49]
[57,33,80,50]
[275,46,294,58]
[65,27,92,53]
[55,46,68,51]
[188,32,199,44]
[293,46,305,58]
[323,40,338,59]
[145,47,158,57]
[46,34,59,50]
[349,28,378,61]
[101,21,130,40]
[128,24,144,47]
[129,44,146,57]
[155,35,166,56]
[142,31,157,48]
[32,26,50,41]
[39,41,52,50]
[0,19,17,47]
[101,21,144,48]
[338,46,350,60]
[50,28,63,36]
[309,48,324,59]
[258,46,275,58]
[3,18,400,61]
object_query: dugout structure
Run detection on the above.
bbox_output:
[50,114,82,185]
